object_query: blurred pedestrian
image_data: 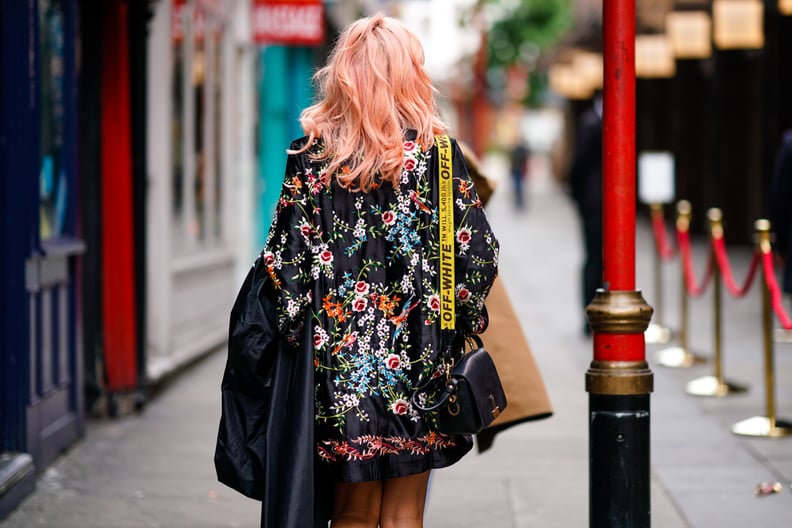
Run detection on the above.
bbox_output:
[509,140,530,210]
[569,91,603,335]
[216,14,499,528]
[770,128,792,312]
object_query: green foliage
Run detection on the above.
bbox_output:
[527,69,548,107]
[486,0,572,69]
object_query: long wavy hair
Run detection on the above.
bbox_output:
[292,13,447,191]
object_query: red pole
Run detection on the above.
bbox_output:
[587,0,653,524]
[602,0,636,291]
[595,0,643,364]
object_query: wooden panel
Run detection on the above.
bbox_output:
[146,255,234,381]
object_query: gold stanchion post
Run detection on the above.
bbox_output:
[654,200,708,367]
[686,208,748,396]
[645,203,673,344]
[732,219,792,437]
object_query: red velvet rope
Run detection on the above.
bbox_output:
[761,251,792,330]
[651,210,676,261]
[677,229,713,297]
[711,236,760,298]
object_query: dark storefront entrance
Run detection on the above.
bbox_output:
[0,0,85,518]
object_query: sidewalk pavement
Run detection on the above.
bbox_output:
[4,154,792,527]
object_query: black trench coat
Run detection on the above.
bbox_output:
[214,256,332,528]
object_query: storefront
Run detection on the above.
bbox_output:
[1,0,85,517]
[1,0,326,517]
[145,0,327,380]
[145,0,245,381]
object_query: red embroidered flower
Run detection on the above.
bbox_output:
[262,252,274,265]
[404,141,417,154]
[319,250,333,265]
[391,399,409,415]
[300,222,312,238]
[456,228,472,245]
[355,281,370,296]
[404,158,417,171]
[314,333,326,348]
[428,294,440,312]
[457,287,471,302]
[385,354,401,370]
[382,211,396,226]
[352,298,368,312]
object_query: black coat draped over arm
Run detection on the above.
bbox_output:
[214,256,331,528]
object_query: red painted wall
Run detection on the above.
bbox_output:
[101,0,138,391]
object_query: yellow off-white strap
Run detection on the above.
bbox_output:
[436,135,455,331]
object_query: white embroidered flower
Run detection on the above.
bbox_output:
[286,299,301,318]
[400,274,414,294]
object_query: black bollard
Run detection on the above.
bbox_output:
[589,394,650,528]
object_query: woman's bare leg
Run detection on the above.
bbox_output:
[379,471,431,528]
[331,480,383,528]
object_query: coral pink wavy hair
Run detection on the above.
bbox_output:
[292,13,447,192]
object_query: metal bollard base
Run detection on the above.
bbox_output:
[645,322,673,344]
[732,416,792,437]
[774,328,792,344]
[652,345,708,368]
[686,375,748,397]
[589,394,650,528]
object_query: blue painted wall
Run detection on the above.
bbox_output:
[255,45,314,253]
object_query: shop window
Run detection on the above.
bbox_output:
[172,0,186,241]
[193,6,207,243]
[39,0,67,240]
[170,0,225,253]
[213,27,223,239]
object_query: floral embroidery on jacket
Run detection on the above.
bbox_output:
[261,135,499,474]
[317,432,460,462]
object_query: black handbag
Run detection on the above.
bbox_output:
[412,334,507,435]
[410,136,507,435]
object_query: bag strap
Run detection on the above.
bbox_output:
[410,334,484,412]
[411,135,457,413]
[436,134,455,333]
